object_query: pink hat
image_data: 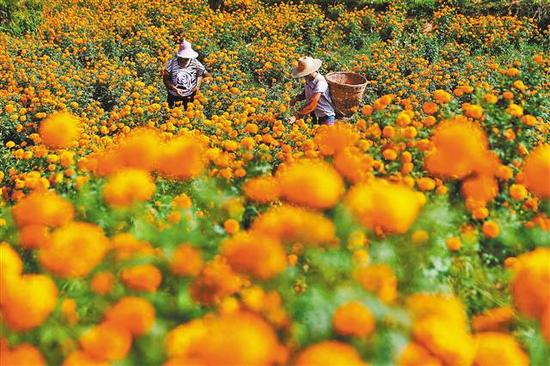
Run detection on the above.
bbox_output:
[177,40,199,59]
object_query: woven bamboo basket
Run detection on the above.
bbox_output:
[326,72,367,117]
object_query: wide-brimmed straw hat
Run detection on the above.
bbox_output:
[292,56,322,78]
[177,40,199,59]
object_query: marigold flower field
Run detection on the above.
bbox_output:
[1,0,549,365]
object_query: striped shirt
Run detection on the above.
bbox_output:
[165,57,207,97]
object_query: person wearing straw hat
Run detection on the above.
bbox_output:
[163,40,210,109]
[289,56,336,126]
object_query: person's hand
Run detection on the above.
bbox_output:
[288,116,297,124]
[203,77,212,84]
[170,85,183,96]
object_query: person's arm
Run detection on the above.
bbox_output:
[193,61,210,91]
[295,92,321,117]
[163,69,180,95]
[194,76,203,92]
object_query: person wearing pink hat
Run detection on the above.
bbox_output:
[163,40,210,108]
[289,56,336,126]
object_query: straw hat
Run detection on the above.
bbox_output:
[177,40,199,59]
[292,56,322,78]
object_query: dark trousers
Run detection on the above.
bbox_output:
[167,92,196,109]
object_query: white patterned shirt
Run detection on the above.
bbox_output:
[165,58,207,97]
[305,73,335,117]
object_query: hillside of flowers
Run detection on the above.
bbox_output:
[1,0,549,365]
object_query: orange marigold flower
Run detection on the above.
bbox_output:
[166,312,281,366]
[190,257,242,304]
[482,220,500,238]
[496,165,513,180]
[523,144,550,199]
[39,111,80,149]
[407,294,474,366]
[157,135,206,180]
[251,205,336,245]
[472,206,489,220]
[39,222,109,278]
[407,293,468,327]
[165,318,207,359]
[223,218,240,234]
[18,224,50,249]
[506,103,524,117]
[382,148,398,161]
[507,67,520,77]
[2,274,58,331]
[461,174,498,204]
[512,80,526,91]
[2,344,46,366]
[521,114,536,126]
[12,191,74,228]
[80,322,132,362]
[170,244,203,277]
[462,103,484,119]
[483,93,498,104]
[355,264,397,303]
[0,243,22,291]
[425,117,489,179]
[373,95,393,110]
[383,125,396,138]
[397,342,441,366]
[412,321,474,366]
[120,264,162,292]
[105,297,156,337]
[433,89,452,104]
[243,176,280,203]
[314,123,359,156]
[295,341,367,366]
[417,177,436,191]
[509,184,528,200]
[62,350,109,366]
[334,147,373,184]
[221,231,286,280]
[346,179,424,234]
[411,230,429,245]
[276,159,344,209]
[61,298,79,325]
[333,301,376,337]
[502,91,514,100]
[90,271,115,295]
[473,332,528,366]
[446,237,461,251]
[103,169,155,208]
[511,248,550,319]
[115,128,162,171]
[361,105,373,116]
[422,102,439,115]
[111,233,154,261]
[396,111,412,126]
[422,116,437,127]
[172,193,192,209]
[472,306,515,332]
